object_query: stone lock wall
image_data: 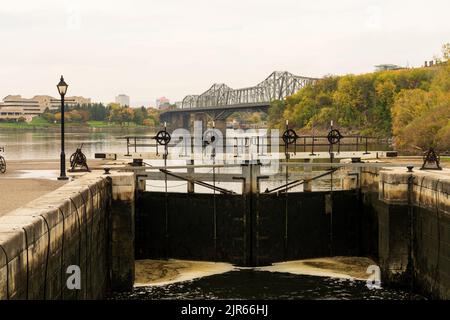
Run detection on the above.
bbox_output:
[0,172,136,300]
[361,166,450,299]
[110,172,135,292]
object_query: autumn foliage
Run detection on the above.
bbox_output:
[269,61,450,152]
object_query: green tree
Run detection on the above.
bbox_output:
[133,108,144,125]
[120,107,134,125]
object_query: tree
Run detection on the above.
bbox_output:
[42,112,55,123]
[133,108,144,125]
[120,107,134,125]
[141,106,148,119]
[108,107,122,124]
[69,110,82,122]
[89,103,108,121]
[143,118,156,127]
[267,100,286,128]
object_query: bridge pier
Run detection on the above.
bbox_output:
[194,113,207,132]
[170,113,190,130]
[213,119,227,149]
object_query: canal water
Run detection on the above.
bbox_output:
[1,130,344,192]
[111,270,423,300]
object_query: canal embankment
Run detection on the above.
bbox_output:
[0,170,136,299]
[1,157,449,300]
[361,166,450,299]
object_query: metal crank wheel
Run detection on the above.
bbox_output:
[282,129,297,145]
[327,129,342,145]
[203,129,217,144]
[0,156,6,174]
[71,152,86,167]
[155,130,171,146]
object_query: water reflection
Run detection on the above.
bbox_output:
[0,131,147,160]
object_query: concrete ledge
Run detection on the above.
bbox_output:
[109,172,135,202]
[379,168,450,214]
[361,166,381,192]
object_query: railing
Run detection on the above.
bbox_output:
[127,161,410,195]
[115,132,389,157]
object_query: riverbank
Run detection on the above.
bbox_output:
[0,120,157,133]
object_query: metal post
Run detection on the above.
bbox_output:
[212,123,217,261]
[58,94,68,180]
[284,120,289,259]
[187,160,195,193]
[303,159,313,192]
[310,136,316,156]
[364,137,369,154]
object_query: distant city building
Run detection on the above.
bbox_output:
[115,94,130,107]
[156,96,171,110]
[0,95,91,121]
[375,64,403,71]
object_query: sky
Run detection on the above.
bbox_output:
[0,0,449,106]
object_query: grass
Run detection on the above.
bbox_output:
[87,121,146,128]
[0,117,148,130]
[87,120,112,127]
[0,117,53,128]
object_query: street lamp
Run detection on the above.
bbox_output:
[57,75,69,180]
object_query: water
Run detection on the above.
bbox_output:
[0,130,344,191]
[111,270,423,300]
[0,131,137,160]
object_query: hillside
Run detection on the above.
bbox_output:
[268,64,450,152]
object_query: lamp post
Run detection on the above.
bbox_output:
[57,75,69,180]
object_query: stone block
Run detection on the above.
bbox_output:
[112,185,135,202]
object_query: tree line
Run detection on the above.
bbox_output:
[41,103,160,127]
[268,44,450,152]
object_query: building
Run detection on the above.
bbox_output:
[375,64,403,71]
[156,96,171,110]
[115,94,130,107]
[0,95,91,121]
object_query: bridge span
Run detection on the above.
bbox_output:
[160,71,318,128]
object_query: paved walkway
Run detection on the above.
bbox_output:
[0,159,104,216]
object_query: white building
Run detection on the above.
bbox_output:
[115,94,130,107]
[0,95,91,121]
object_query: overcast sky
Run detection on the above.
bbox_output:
[0,0,448,106]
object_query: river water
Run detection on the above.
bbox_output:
[0,131,131,160]
[0,130,342,192]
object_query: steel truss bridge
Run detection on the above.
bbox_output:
[160,71,318,124]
